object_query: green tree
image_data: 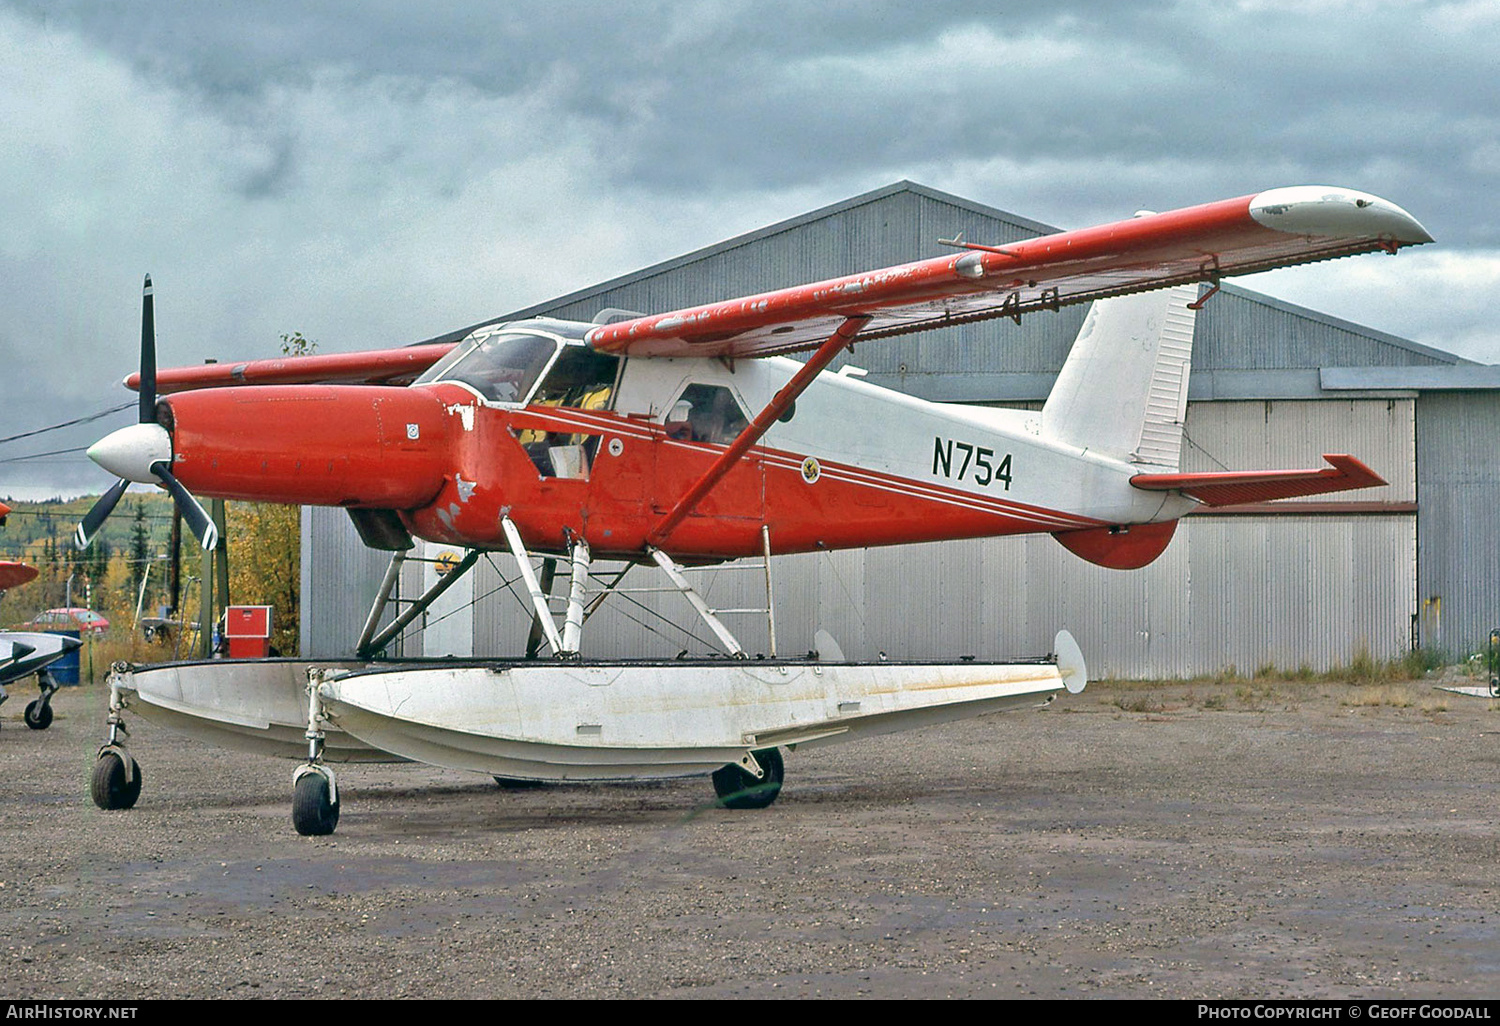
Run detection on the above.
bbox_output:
[227,502,300,656]
[87,533,110,599]
[280,331,317,357]
[129,500,150,609]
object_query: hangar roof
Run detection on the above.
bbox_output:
[430,181,1470,402]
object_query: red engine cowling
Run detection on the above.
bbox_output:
[161,385,455,509]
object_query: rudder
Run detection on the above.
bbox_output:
[1040,283,1198,471]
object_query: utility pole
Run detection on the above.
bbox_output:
[199,499,230,657]
[168,509,181,619]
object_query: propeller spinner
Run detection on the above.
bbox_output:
[75,276,219,552]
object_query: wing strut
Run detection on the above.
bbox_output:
[648,315,870,547]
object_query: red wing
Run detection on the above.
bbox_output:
[127,344,457,395]
[1130,454,1386,507]
[586,186,1430,359]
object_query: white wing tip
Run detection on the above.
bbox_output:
[1249,185,1433,245]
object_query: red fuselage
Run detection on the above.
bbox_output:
[161,381,1109,562]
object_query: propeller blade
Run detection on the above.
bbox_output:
[138,274,156,423]
[78,276,181,553]
[150,462,218,551]
[75,478,130,550]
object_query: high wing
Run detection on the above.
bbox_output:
[129,184,1429,394]
[586,186,1431,359]
[1129,453,1385,506]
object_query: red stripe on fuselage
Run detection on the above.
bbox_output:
[494,406,1106,559]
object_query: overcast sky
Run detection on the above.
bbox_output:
[2,0,1496,499]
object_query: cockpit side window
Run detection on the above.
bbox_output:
[419,332,560,404]
[530,346,621,411]
[511,345,622,480]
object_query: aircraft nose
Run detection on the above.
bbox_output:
[1249,186,1433,245]
[87,422,172,483]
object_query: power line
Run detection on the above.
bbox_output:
[0,446,90,465]
[2,509,178,522]
[0,402,134,447]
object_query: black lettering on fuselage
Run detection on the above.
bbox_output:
[932,435,1012,490]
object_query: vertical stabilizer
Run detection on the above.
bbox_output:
[1040,283,1198,470]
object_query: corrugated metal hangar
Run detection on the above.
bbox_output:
[301,182,1498,678]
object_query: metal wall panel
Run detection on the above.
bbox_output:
[299,506,398,658]
[1195,291,1449,371]
[309,510,1414,679]
[813,548,868,657]
[1417,392,1500,656]
[1180,399,1416,504]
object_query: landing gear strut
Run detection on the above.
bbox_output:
[92,666,143,810]
[292,669,339,836]
[23,668,61,730]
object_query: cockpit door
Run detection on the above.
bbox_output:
[651,380,765,523]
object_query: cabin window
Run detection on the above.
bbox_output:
[665,384,750,445]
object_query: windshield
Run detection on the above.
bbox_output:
[415,331,561,404]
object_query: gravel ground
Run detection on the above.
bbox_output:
[2,673,1498,1000]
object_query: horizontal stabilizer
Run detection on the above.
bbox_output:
[1129,454,1384,507]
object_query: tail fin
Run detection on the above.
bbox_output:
[1041,283,1198,470]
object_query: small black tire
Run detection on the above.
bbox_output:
[493,776,547,789]
[292,773,340,836]
[712,747,784,810]
[91,752,143,810]
[24,700,52,730]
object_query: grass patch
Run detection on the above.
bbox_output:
[1091,646,1467,715]
[79,631,194,682]
[1108,692,1165,713]
[1339,685,1414,709]
[1233,682,1278,710]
